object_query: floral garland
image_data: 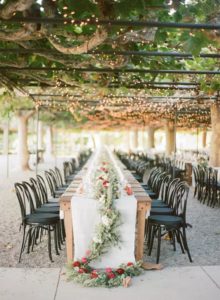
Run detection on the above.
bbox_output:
[67,158,143,287]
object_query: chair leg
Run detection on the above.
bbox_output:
[171,230,176,251]
[27,227,33,254]
[156,226,161,264]
[180,227,193,263]
[31,228,37,252]
[48,226,53,262]
[176,230,185,254]
[148,225,156,256]
[54,225,60,255]
[18,225,27,263]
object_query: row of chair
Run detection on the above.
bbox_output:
[15,173,65,263]
[193,165,220,208]
[15,150,92,262]
[118,152,192,264]
[144,169,192,263]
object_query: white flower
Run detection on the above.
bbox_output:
[101,215,112,227]
[93,236,102,244]
[99,194,105,203]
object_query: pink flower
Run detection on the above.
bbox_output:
[91,272,99,279]
[105,267,112,273]
[72,261,80,267]
[81,257,87,264]
[85,250,91,256]
[127,262,134,266]
[103,180,109,188]
[78,268,87,274]
[107,272,116,279]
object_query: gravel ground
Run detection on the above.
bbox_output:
[0,158,220,268]
[0,156,67,268]
[144,188,220,267]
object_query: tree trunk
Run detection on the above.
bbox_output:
[138,129,144,150]
[38,121,44,149]
[17,114,31,170]
[45,125,54,158]
[132,130,139,150]
[2,123,9,155]
[202,128,207,148]
[147,127,155,149]
[165,121,175,156]
[128,131,133,150]
[210,103,220,167]
[124,131,130,150]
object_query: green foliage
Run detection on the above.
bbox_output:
[0,90,34,116]
[0,0,219,127]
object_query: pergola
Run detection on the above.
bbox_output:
[0,0,220,168]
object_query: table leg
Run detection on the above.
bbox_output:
[136,203,149,261]
[63,208,73,262]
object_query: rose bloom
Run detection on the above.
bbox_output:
[78,268,88,274]
[73,261,80,267]
[103,180,109,188]
[127,262,134,266]
[91,273,99,279]
[116,268,125,275]
[78,268,85,274]
[85,250,91,256]
[81,257,87,264]
[107,272,116,279]
[105,267,112,273]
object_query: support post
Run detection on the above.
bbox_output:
[210,102,220,167]
[147,127,155,149]
[165,120,175,156]
[35,108,39,175]
[202,128,207,148]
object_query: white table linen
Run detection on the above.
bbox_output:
[71,192,137,268]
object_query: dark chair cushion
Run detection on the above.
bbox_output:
[150,207,174,215]
[25,213,60,225]
[148,215,183,226]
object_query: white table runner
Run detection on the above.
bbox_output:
[71,193,137,268]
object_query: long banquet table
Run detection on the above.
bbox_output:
[60,158,151,263]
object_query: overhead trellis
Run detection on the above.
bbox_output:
[0,0,220,129]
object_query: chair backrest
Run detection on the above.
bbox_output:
[158,174,172,201]
[192,166,199,184]
[49,169,60,189]
[30,177,45,207]
[147,167,158,188]
[150,170,166,195]
[37,175,49,203]
[172,181,189,220]
[166,178,180,206]
[22,181,40,210]
[63,162,70,182]
[55,167,64,186]
[45,171,56,197]
[15,182,31,222]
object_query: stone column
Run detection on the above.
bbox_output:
[202,128,207,148]
[38,121,44,150]
[165,121,175,156]
[132,130,139,150]
[125,131,130,150]
[45,125,54,158]
[2,123,9,155]
[210,103,220,167]
[147,126,155,149]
